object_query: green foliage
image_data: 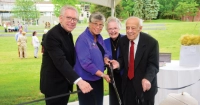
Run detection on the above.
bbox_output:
[196,0,200,6]
[143,0,160,20]
[158,0,200,19]
[174,2,188,19]
[115,3,124,19]
[12,0,40,23]
[121,0,135,17]
[51,0,79,17]
[157,0,180,19]
[133,0,159,20]
[90,5,111,18]
[133,0,144,18]
[175,1,199,21]
[89,4,123,19]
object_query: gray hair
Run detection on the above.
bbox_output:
[126,16,143,26]
[89,12,105,23]
[105,17,122,30]
[60,5,79,18]
[44,29,48,34]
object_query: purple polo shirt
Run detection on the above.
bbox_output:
[74,27,110,81]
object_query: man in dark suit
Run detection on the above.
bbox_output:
[40,5,92,105]
[111,16,159,105]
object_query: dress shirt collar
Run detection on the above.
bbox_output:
[59,23,71,34]
[129,33,140,45]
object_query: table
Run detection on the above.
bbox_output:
[155,60,200,105]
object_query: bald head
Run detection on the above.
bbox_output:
[125,16,143,41]
[126,17,143,27]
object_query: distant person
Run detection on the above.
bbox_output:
[15,28,23,42]
[17,22,23,30]
[24,23,28,32]
[45,22,48,28]
[74,12,111,105]
[7,24,12,32]
[18,31,27,58]
[32,31,40,58]
[47,22,51,28]
[3,23,7,32]
[104,17,124,105]
[15,28,23,57]
[41,29,48,53]
[14,25,19,32]
[40,5,93,105]
[110,16,159,105]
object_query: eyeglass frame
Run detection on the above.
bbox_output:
[90,22,104,28]
[107,27,119,31]
[65,16,79,23]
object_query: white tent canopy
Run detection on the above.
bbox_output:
[79,0,121,17]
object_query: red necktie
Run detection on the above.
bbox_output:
[128,41,134,80]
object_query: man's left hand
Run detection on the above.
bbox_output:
[142,78,151,92]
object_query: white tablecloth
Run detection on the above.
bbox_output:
[155,60,200,105]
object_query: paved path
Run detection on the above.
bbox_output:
[0,23,166,37]
[68,95,109,105]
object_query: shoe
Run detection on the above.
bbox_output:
[34,56,37,58]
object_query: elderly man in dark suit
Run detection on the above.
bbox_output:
[111,16,159,105]
[40,5,92,105]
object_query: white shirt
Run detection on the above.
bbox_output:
[32,36,40,47]
[129,33,140,59]
[15,32,22,42]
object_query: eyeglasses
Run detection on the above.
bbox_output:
[108,27,118,31]
[91,22,104,28]
[65,16,78,22]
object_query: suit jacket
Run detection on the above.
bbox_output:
[118,32,159,100]
[41,33,46,46]
[40,23,79,96]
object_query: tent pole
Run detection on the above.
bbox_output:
[111,0,115,17]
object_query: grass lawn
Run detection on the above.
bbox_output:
[0,20,200,105]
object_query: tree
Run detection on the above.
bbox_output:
[189,2,199,21]
[143,0,160,21]
[133,0,144,19]
[195,0,200,6]
[121,0,135,17]
[133,0,159,20]
[51,0,79,17]
[90,4,123,19]
[90,5,111,18]
[174,2,188,20]
[12,0,40,24]
[157,0,179,19]
[175,1,199,21]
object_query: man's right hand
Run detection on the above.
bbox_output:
[77,79,93,93]
[109,60,119,69]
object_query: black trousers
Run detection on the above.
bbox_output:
[77,78,103,105]
[45,94,69,105]
[123,79,154,105]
